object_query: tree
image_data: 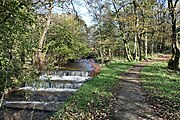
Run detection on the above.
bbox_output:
[0,0,36,107]
[111,0,134,61]
[46,13,89,67]
[34,0,54,69]
[84,0,110,63]
[167,0,180,70]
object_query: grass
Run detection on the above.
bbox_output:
[141,62,180,119]
[53,60,135,120]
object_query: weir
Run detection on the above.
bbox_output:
[3,70,91,106]
[25,70,91,90]
[0,59,95,120]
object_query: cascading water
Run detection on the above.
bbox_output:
[1,59,95,120]
[23,70,91,90]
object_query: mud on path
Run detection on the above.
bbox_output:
[112,55,170,120]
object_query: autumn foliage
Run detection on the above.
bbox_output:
[88,59,101,76]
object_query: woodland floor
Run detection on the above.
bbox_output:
[112,55,170,120]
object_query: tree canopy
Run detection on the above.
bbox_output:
[0,0,179,96]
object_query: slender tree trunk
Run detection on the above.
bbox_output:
[133,0,138,60]
[99,45,104,64]
[20,41,26,65]
[160,25,165,53]
[0,69,8,108]
[151,42,154,56]
[119,48,123,59]
[161,37,165,53]
[37,3,53,69]
[138,35,142,61]
[108,48,111,60]
[133,34,138,60]
[111,46,114,60]
[21,49,25,65]
[123,36,132,61]
[142,35,147,60]
[144,33,148,58]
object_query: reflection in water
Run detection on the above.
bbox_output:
[61,59,96,71]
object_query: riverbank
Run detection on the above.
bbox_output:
[52,60,136,119]
[53,55,180,120]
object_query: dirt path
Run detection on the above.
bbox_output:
[112,56,170,120]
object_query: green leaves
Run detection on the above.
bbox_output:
[0,0,36,92]
[45,14,90,66]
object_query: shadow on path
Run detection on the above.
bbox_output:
[111,55,170,120]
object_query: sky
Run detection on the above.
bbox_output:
[77,5,93,26]
[53,1,94,27]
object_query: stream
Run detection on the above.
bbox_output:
[0,59,95,120]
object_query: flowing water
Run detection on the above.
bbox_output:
[0,59,95,120]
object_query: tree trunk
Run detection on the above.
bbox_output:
[160,24,165,53]
[144,33,148,59]
[37,3,53,69]
[168,0,179,70]
[172,14,179,69]
[160,37,165,53]
[112,0,132,61]
[111,46,114,60]
[151,42,154,56]
[20,48,25,65]
[133,33,138,60]
[133,0,138,60]
[170,22,180,69]
[138,35,142,61]
[99,45,104,64]
[123,36,132,61]
[108,48,112,60]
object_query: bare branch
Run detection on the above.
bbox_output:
[177,10,180,15]
[112,0,133,16]
[3,0,5,6]
[174,0,179,8]
[117,3,133,12]
[70,0,78,18]
[33,0,41,5]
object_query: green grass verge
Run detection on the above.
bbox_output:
[53,61,135,120]
[141,62,180,119]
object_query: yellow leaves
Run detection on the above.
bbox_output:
[113,16,136,22]
[96,39,117,47]
[113,17,127,22]
[11,77,19,84]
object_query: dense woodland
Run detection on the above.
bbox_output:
[0,0,179,99]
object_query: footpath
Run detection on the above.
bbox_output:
[112,56,169,120]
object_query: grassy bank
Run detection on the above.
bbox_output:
[53,61,135,120]
[141,62,180,119]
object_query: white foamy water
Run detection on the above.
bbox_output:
[40,75,92,81]
[25,70,92,90]
[4,101,59,104]
[19,87,77,92]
